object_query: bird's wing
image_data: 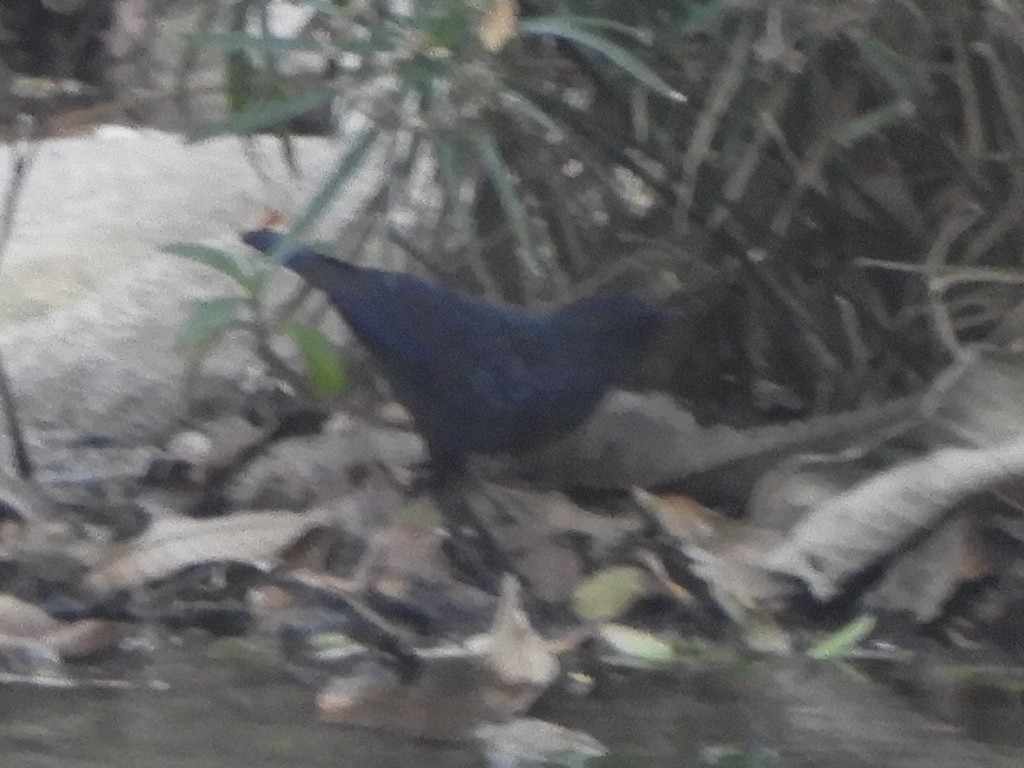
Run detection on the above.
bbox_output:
[243,228,544,389]
[243,229,597,451]
[319,264,536,371]
[337,276,586,453]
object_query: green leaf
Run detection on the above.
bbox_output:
[187,30,322,53]
[285,322,346,399]
[179,297,248,350]
[806,614,877,660]
[468,127,540,277]
[499,89,563,137]
[419,0,475,52]
[163,243,258,292]
[286,127,385,247]
[519,17,685,102]
[534,15,653,45]
[187,87,336,142]
[572,565,651,621]
[597,624,675,667]
[223,1,261,114]
[225,45,259,114]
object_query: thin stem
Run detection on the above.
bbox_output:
[0,115,37,479]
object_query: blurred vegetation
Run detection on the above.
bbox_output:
[159,0,1024,420]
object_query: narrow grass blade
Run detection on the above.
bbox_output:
[468,126,539,277]
[287,126,385,245]
[163,244,258,293]
[806,615,877,660]
[437,137,500,298]
[499,89,563,138]
[850,31,923,102]
[833,100,915,147]
[188,87,336,142]
[519,17,685,102]
[533,15,653,44]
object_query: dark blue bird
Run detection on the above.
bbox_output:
[242,228,665,472]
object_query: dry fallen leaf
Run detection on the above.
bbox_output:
[476,717,606,766]
[316,575,558,741]
[0,594,60,638]
[483,574,559,697]
[633,488,796,629]
[44,619,134,660]
[355,514,452,588]
[763,437,1024,600]
[165,415,265,486]
[317,655,491,742]
[633,487,783,561]
[0,595,131,663]
[86,508,333,593]
[514,541,582,604]
[866,512,994,621]
[464,483,589,602]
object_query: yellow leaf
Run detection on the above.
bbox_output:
[572,565,651,621]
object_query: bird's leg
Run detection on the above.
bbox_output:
[431,470,516,594]
[393,449,511,590]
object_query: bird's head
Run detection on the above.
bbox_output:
[242,227,330,277]
[241,227,280,255]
